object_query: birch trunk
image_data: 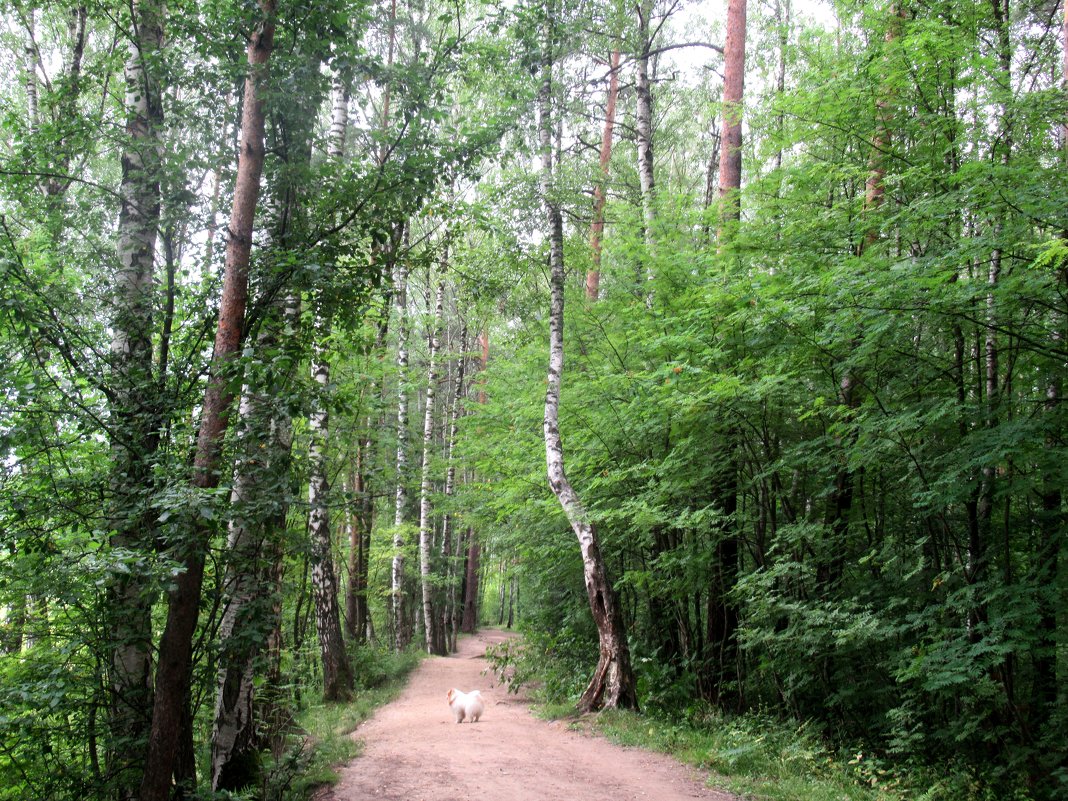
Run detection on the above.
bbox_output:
[419,273,447,654]
[305,73,355,701]
[392,260,411,649]
[209,294,296,790]
[139,5,275,797]
[635,3,656,250]
[108,1,164,794]
[441,324,467,651]
[588,49,620,300]
[308,329,354,700]
[539,4,637,712]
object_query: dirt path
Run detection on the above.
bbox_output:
[316,629,736,801]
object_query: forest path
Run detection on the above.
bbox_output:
[315,628,736,801]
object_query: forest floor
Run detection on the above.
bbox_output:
[314,628,736,801]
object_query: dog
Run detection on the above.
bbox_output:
[446,688,484,723]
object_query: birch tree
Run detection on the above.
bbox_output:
[139,4,276,796]
[418,267,446,654]
[108,0,164,793]
[539,0,637,712]
[306,72,355,701]
[391,259,411,648]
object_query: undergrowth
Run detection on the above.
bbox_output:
[206,646,422,801]
[486,631,1033,801]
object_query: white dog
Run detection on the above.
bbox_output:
[446,688,484,723]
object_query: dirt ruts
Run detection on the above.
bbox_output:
[315,629,736,801]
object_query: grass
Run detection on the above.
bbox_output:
[533,704,990,801]
[260,648,423,800]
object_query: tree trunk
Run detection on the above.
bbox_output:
[209,296,297,790]
[306,72,355,701]
[108,1,164,795]
[716,0,746,235]
[441,325,467,651]
[139,6,275,798]
[460,527,480,633]
[588,49,620,300]
[419,272,447,654]
[392,260,411,649]
[635,3,656,251]
[539,3,637,712]
[308,327,355,700]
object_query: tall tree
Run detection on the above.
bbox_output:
[391,259,412,648]
[635,1,656,251]
[139,3,277,797]
[539,0,637,712]
[419,266,447,654]
[108,0,165,794]
[306,71,355,702]
[587,49,620,301]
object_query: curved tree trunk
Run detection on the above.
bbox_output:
[209,293,298,791]
[539,2,637,712]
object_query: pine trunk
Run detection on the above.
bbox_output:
[717,0,746,233]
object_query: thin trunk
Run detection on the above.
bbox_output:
[24,10,37,134]
[306,73,355,701]
[346,451,366,640]
[392,261,411,649]
[588,49,620,300]
[308,327,354,700]
[441,324,467,651]
[419,273,447,654]
[635,3,656,251]
[540,3,637,712]
[707,0,746,705]
[108,1,164,795]
[461,331,488,633]
[460,527,480,632]
[139,6,275,798]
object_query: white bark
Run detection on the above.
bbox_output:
[392,260,410,648]
[419,272,446,653]
[441,324,467,651]
[305,76,354,700]
[109,1,164,794]
[539,4,636,711]
[635,0,656,251]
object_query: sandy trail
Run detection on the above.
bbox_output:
[316,629,735,801]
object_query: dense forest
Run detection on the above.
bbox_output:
[0,0,1065,797]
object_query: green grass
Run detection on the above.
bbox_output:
[262,648,424,800]
[533,706,991,801]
